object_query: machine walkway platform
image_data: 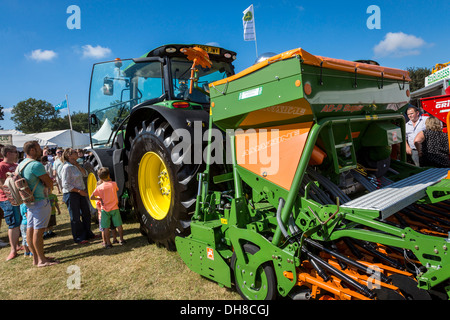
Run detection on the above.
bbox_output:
[341,168,450,219]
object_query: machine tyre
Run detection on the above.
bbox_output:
[231,243,277,300]
[389,274,432,300]
[127,118,200,251]
[83,156,102,224]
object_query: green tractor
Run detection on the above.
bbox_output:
[174,48,450,300]
[86,44,236,250]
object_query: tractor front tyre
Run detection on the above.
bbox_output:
[127,118,199,251]
[83,158,101,224]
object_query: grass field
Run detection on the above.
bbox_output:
[0,194,240,300]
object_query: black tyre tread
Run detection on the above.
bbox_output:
[126,117,199,250]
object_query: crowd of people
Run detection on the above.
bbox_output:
[0,142,124,267]
[405,106,450,168]
[0,105,447,268]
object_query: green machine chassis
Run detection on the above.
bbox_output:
[176,49,450,300]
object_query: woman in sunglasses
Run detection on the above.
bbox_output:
[60,148,95,244]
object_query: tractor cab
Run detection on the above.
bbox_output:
[88,44,236,148]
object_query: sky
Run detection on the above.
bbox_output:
[0,0,449,130]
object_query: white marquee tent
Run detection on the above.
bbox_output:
[92,118,113,144]
[33,129,90,149]
[0,129,90,151]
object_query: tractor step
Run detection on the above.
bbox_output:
[341,168,450,219]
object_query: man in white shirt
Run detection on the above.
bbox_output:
[405,106,427,166]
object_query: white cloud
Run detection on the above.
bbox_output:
[3,108,13,114]
[82,45,112,59]
[374,32,427,58]
[27,49,58,61]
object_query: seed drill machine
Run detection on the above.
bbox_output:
[175,48,450,300]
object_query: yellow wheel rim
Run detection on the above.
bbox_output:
[138,152,171,220]
[87,172,98,209]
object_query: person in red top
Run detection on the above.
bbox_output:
[90,167,124,248]
[0,145,21,260]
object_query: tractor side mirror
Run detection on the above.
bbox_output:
[90,113,99,126]
[103,78,114,96]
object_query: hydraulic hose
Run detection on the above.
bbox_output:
[351,239,405,271]
[305,238,390,284]
[275,197,290,242]
[309,255,330,282]
[407,205,450,227]
[343,237,364,259]
[401,209,446,234]
[301,245,375,298]
[307,167,351,204]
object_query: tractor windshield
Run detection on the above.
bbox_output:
[171,58,229,104]
[89,59,164,147]
[89,52,233,147]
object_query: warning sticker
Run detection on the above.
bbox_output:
[207,247,214,260]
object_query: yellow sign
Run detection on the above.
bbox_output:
[196,45,220,55]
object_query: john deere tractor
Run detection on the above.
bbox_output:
[86,44,236,250]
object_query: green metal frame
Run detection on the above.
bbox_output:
[176,54,450,300]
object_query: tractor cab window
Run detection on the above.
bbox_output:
[89,59,164,147]
[171,58,230,104]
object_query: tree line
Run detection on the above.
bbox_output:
[0,67,433,133]
[7,98,89,134]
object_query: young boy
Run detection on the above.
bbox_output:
[90,167,124,248]
[19,203,32,256]
[44,190,61,239]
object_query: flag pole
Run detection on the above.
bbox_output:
[253,7,258,59]
[66,94,74,148]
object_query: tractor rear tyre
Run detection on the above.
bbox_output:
[127,118,200,251]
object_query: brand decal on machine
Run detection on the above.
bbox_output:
[436,99,450,111]
[321,104,364,113]
[242,129,300,156]
[239,87,263,100]
[263,105,307,116]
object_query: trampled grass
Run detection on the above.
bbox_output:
[0,194,240,300]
